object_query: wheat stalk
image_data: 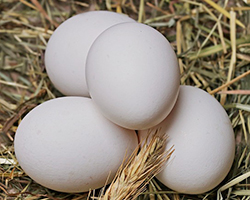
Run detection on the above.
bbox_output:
[95,129,174,200]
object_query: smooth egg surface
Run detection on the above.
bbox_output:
[139,85,235,194]
[14,97,137,193]
[86,22,180,130]
[45,11,135,96]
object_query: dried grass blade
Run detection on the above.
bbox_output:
[238,147,247,168]
[232,190,250,195]
[224,103,250,112]
[0,158,16,165]
[228,11,237,81]
[19,0,37,10]
[237,53,250,62]
[202,0,245,28]
[219,171,250,192]
[176,20,184,74]
[209,70,250,95]
[146,2,170,15]
[30,0,59,27]
[218,20,227,54]
[138,0,144,23]
[221,10,237,105]
[218,90,250,94]
[189,35,250,60]
[239,110,248,142]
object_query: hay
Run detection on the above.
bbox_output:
[0,0,250,199]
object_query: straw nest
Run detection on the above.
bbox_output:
[1,0,250,199]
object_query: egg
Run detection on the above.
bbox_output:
[138,85,235,194]
[14,97,137,193]
[86,22,180,130]
[45,11,135,97]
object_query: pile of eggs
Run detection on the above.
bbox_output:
[14,11,235,195]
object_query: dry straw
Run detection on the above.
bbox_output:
[95,130,174,200]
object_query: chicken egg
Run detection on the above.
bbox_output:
[45,11,135,96]
[14,97,137,193]
[139,85,235,194]
[86,22,180,130]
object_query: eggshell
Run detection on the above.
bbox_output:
[14,97,137,193]
[138,85,235,194]
[45,11,135,96]
[86,22,180,130]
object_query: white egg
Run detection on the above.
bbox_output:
[14,97,137,193]
[86,22,180,130]
[45,11,135,97]
[138,85,235,194]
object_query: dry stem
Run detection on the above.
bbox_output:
[96,130,174,200]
